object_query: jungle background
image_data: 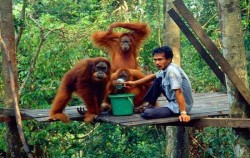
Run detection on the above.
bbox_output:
[0,0,249,157]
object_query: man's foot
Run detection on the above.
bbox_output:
[145,103,155,108]
[134,103,155,114]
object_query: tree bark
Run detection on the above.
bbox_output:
[165,126,177,157]
[163,1,189,157]
[0,0,22,157]
[217,0,250,157]
[163,0,181,66]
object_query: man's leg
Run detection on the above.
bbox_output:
[143,77,163,105]
[140,107,175,119]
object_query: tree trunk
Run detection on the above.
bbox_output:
[165,126,177,157]
[163,1,189,157]
[217,0,250,157]
[163,0,181,66]
[0,0,22,157]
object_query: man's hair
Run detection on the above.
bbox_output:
[152,46,173,59]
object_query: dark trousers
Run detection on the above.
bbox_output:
[143,77,166,104]
[144,77,165,105]
[141,77,175,119]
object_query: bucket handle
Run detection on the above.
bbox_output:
[127,97,134,106]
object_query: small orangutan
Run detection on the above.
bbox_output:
[105,68,151,108]
[91,22,150,72]
[49,57,111,123]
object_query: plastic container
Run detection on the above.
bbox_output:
[108,93,135,116]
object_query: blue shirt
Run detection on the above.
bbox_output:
[156,63,193,113]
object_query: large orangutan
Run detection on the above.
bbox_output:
[106,68,151,108]
[91,22,150,72]
[49,57,111,123]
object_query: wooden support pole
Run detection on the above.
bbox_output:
[167,8,226,86]
[172,0,250,106]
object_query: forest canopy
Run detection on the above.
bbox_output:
[0,0,249,157]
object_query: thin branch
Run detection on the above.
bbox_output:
[189,133,215,158]
[18,32,45,95]
[77,123,101,139]
[19,15,64,95]
[0,36,33,158]
[202,13,217,28]
[112,0,128,14]
[29,14,43,28]
[189,134,206,152]
[15,0,27,49]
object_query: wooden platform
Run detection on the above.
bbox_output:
[0,92,228,123]
[1,92,250,128]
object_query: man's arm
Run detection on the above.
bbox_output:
[125,74,155,87]
[175,89,191,122]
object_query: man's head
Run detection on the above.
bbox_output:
[152,46,173,59]
[152,46,173,70]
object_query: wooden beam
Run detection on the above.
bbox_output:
[0,108,15,116]
[98,110,230,127]
[173,0,250,106]
[167,8,225,86]
[167,118,250,128]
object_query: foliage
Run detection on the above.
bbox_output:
[0,54,3,107]
[240,0,250,83]
[190,127,237,158]
[181,35,225,93]
[23,121,166,158]
[0,0,249,157]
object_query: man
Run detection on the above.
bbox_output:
[125,46,193,122]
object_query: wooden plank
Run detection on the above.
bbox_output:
[3,92,229,114]
[193,94,228,101]
[22,105,84,122]
[21,105,83,118]
[167,8,226,86]
[98,111,250,128]
[98,110,229,127]
[167,118,250,128]
[35,110,225,123]
[190,107,229,113]
[0,92,231,128]
[0,108,15,116]
[173,0,250,106]
[28,103,229,123]
[193,92,227,98]
[23,103,229,122]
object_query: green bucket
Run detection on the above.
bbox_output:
[108,93,135,116]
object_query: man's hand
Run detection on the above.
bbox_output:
[124,81,136,88]
[179,114,191,122]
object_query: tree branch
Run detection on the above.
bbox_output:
[15,0,27,49]
[19,15,64,95]
[0,35,33,158]
[202,13,217,28]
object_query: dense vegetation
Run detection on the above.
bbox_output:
[0,0,249,157]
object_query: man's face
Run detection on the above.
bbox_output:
[153,53,171,70]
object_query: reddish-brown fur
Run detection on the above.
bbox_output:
[106,68,151,107]
[91,22,150,72]
[49,57,111,123]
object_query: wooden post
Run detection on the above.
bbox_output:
[172,0,250,106]
[167,8,226,86]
